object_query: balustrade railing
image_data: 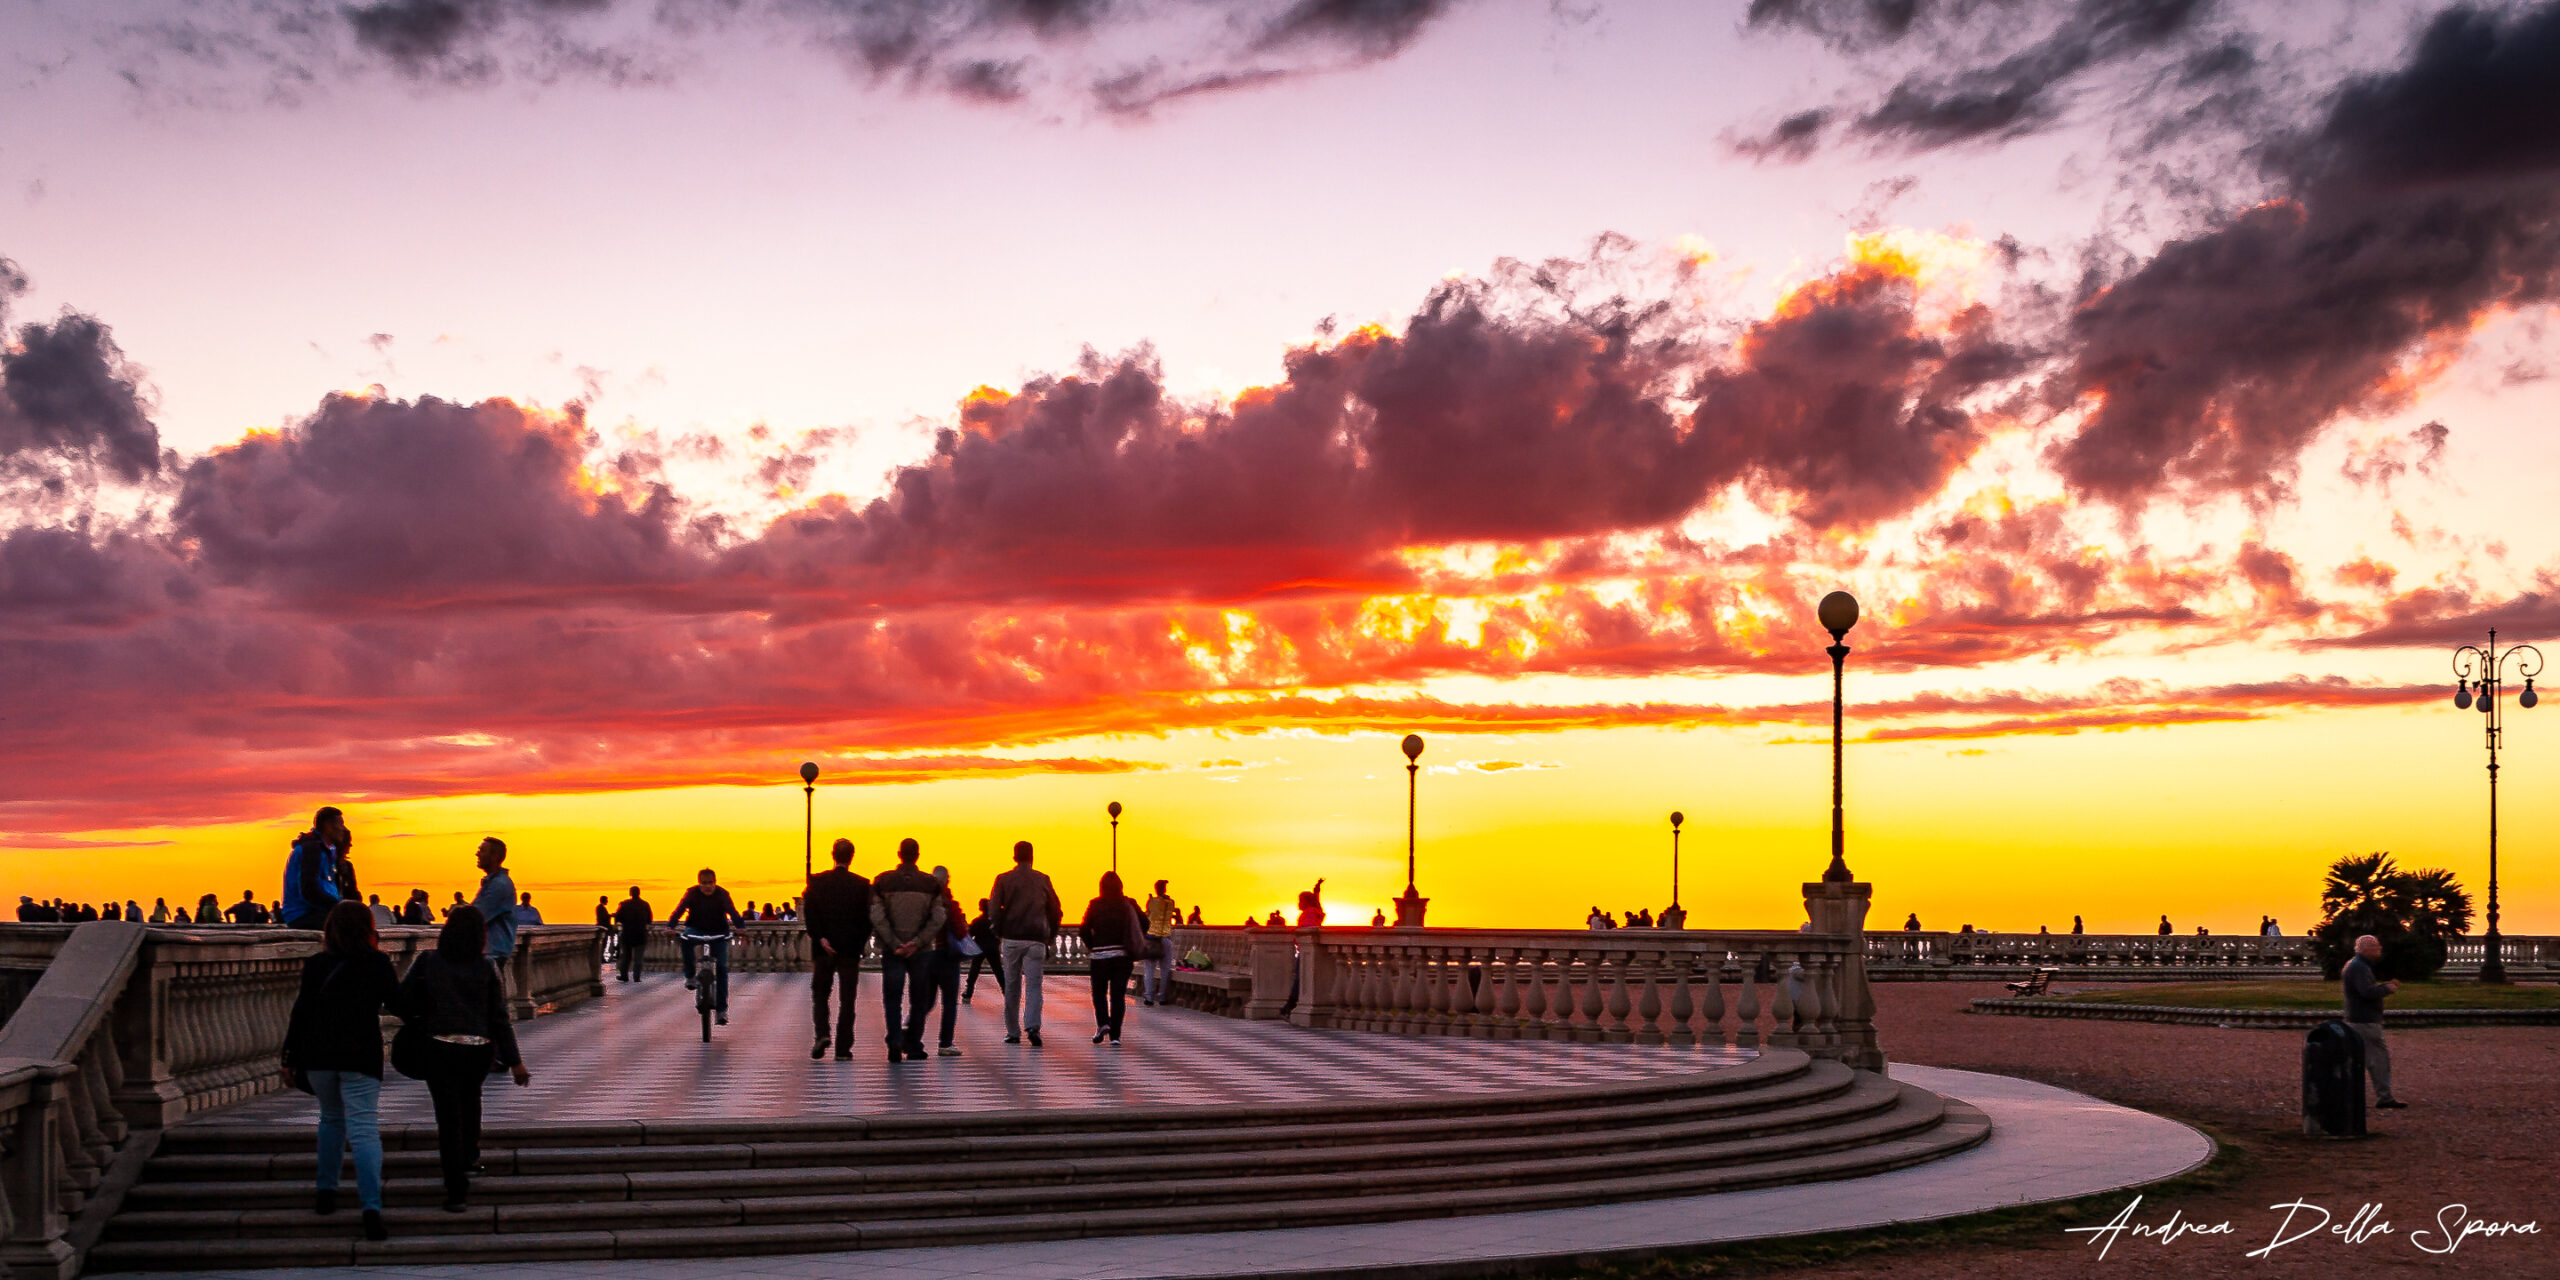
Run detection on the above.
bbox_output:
[1863,931,2560,978]
[0,921,604,1278]
[1166,925,1881,1070]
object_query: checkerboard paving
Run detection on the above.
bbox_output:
[197,970,1754,1125]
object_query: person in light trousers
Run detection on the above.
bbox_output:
[988,840,1063,1046]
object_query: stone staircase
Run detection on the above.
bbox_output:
[88,1049,1986,1270]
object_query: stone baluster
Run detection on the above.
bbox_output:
[1418,948,1447,1033]
[1666,954,1696,1047]
[1770,957,1800,1048]
[1489,949,1521,1038]
[1699,953,1726,1045]
[1595,953,1629,1043]
[1516,948,1550,1038]
[1469,946,1499,1037]
[1634,952,1666,1046]
[1733,957,1761,1048]
[1574,950,1607,1043]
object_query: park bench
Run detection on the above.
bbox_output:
[2004,968,2057,997]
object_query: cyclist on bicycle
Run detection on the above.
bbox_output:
[671,868,744,1024]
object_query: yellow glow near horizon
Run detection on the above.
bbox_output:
[10,704,2549,935]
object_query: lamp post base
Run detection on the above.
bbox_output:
[2480,930,2509,984]
[1392,887,1429,928]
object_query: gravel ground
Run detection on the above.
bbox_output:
[1772,981,2560,1278]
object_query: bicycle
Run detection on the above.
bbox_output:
[682,929,733,1042]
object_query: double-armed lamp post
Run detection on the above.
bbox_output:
[798,761,819,883]
[1393,734,1429,927]
[2452,630,2541,984]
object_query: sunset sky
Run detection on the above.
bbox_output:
[4,0,2557,932]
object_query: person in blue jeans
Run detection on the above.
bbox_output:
[670,868,744,1019]
[282,901,402,1242]
[869,839,948,1062]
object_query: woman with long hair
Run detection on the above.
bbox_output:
[281,900,402,1241]
[395,904,529,1212]
[1079,871,1146,1046]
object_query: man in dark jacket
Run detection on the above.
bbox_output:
[2344,934,2406,1110]
[988,841,1063,1047]
[868,838,946,1063]
[804,839,872,1061]
[612,887,654,982]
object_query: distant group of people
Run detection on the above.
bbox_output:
[1887,913,2286,936]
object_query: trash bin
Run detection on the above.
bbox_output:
[2303,1019,2366,1138]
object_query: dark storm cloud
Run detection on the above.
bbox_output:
[1742,0,2234,156]
[118,0,1467,108]
[730,255,2022,611]
[2,312,163,484]
[171,393,713,608]
[2049,1,2560,503]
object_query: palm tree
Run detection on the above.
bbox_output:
[2313,852,2472,979]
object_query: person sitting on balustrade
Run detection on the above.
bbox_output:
[281,807,352,930]
[228,889,271,925]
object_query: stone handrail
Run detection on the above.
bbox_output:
[0,922,604,1277]
[0,921,147,1279]
[633,920,1093,972]
[1169,925,1254,975]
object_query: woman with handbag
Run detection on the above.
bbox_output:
[1079,872,1146,1045]
[394,904,529,1212]
[280,900,401,1241]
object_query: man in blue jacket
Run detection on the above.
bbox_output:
[471,838,518,966]
[281,807,351,930]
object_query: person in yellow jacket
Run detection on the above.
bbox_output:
[1141,880,1180,1007]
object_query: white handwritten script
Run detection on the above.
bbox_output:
[2065,1197,2539,1260]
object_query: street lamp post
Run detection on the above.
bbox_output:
[2453,630,2541,984]
[798,761,819,884]
[1664,811,1687,930]
[1393,734,1429,926]
[1108,800,1123,875]
[1818,592,1861,883]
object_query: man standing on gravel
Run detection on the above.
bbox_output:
[989,841,1063,1047]
[2344,934,2407,1110]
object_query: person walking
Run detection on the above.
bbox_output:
[803,839,872,1060]
[1140,880,1179,1007]
[870,839,946,1063]
[281,901,401,1242]
[670,869,743,1018]
[962,899,997,1003]
[929,866,968,1056]
[282,808,352,930]
[613,885,654,982]
[1081,872,1145,1046]
[394,905,528,1213]
[989,841,1062,1047]
[2344,934,2407,1110]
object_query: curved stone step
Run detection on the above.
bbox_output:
[107,1079,1943,1238]
[140,1059,1861,1189]
[85,1096,1989,1272]
[154,1049,1816,1157]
